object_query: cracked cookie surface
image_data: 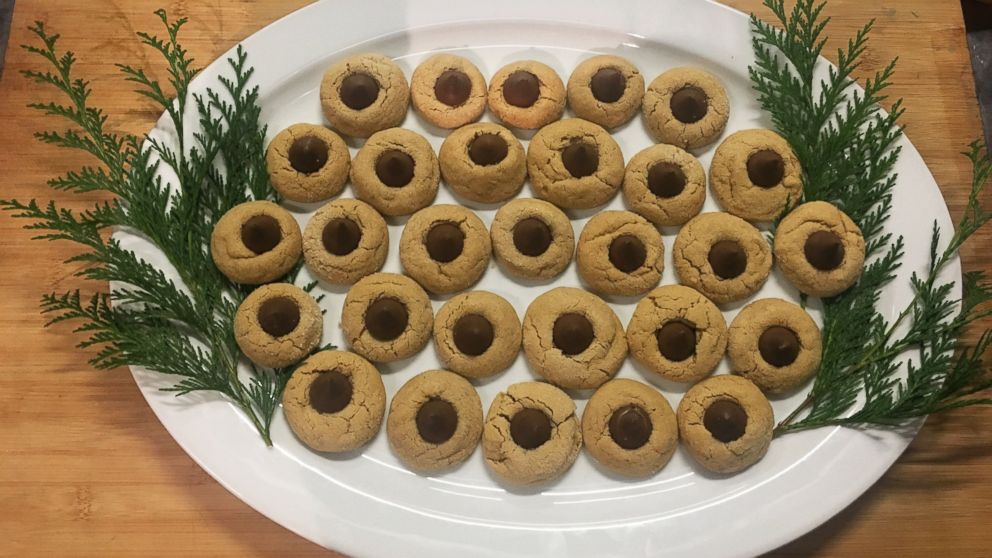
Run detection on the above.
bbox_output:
[627,285,727,383]
[351,127,440,217]
[566,54,645,129]
[320,53,409,138]
[522,287,628,390]
[482,381,582,486]
[211,200,302,285]
[399,204,491,294]
[487,60,565,129]
[303,198,388,285]
[710,129,802,222]
[527,118,625,210]
[728,298,822,393]
[672,212,772,304]
[282,350,386,453]
[490,198,574,280]
[576,210,665,296]
[410,53,487,129]
[677,375,773,474]
[386,369,483,473]
[582,379,678,477]
[433,291,521,379]
[773,201,866,298]
[235,283,323,368]
[341,272,433,362]
[265,123,350,203]
[438,122,526,204]
[622,143,706,227]
[642,67,729,150]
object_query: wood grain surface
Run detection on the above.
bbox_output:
[1,1,989,556]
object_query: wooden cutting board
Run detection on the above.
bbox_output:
[0,1,989,556]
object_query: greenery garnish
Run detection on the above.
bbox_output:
[0,12,314,444]
[751,0,992,433]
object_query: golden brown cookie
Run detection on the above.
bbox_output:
[265,123,350,203]
[710,129,802,222]
[438,122,527,204]
[576,210,665,297]
[282,350,386,453]
[211,200,302,285]
[487,60,566,129]
[728,298,822,393]
[351,127,440,217]
[676,375,773,474]
[399,205,491,294]
[433,291,521,380]
[410,53,487,129]
[566,55,645,129]
[622,143,706,227]
[522,287,628,390]
[527,118,625,209]
[340,273,433,363]
[490,199,575,281]
[482,381,582,486]
[672,212,772,304]
[581,379,678,477]
[302,199,388,285]
[234,283,323,369]
[386,369,483,473]
[773,201,866,298]
[642,67,729,150]
[627,285,727,383]
[319,53,409,138]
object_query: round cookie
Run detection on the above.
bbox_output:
[282,350,386,453]
[341,273,434,363]
[410,53,487,129]
[522,287,628,390]
[676,375,774,474]
[265,123,350,203]
[576,210,665,297]
[622,143,706,227]
[438,123,527,204]
[773,201,866,298]
[627,285,728,383]
[386,370,483,473]
[210,200,302,285]
[672,212,772,304]
[728,298,822,393]
[234,283,322,368]
[490,199,575,281]
[319,53,409,138]
[487,60,566,129]
[399,205,492,294]
[566,55,645,129]
[527,118,625,210]
[482,381,582,486]
[581,379,678,477]
[351,127,440,217]
[710,129,802,222]
[302,199,388,285]
[642,67,730,150]
[433,291,522,379]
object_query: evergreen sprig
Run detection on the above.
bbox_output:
[2,11,312,444]
[750,0,992,434]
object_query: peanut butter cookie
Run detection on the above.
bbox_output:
[211,200,302,285]
[773,201,866,298]
[438,122,527,204]
[303,199,388,285]
[488,60,565,129]
[576,210,665,297]
[265,123,350,203]
[643,67,730,149]
[490,198,575,281]
[234,283,323,369]
[522,287,628,390]
[351,127,440,217]
[340,273,433,363]
[399,205,491,294]
[728,298,822,393]
[320,53,409,138]
[433,291,521,380]
[410,53,487,129]
[622,143,706,227]
[566,55,645,129]
[527,118,625,210]
[710,129,802,222]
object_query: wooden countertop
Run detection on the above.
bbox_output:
[1,1,989,556]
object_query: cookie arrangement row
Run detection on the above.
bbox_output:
[206,51,872,482]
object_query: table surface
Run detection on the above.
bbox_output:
[1,1,990,556]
